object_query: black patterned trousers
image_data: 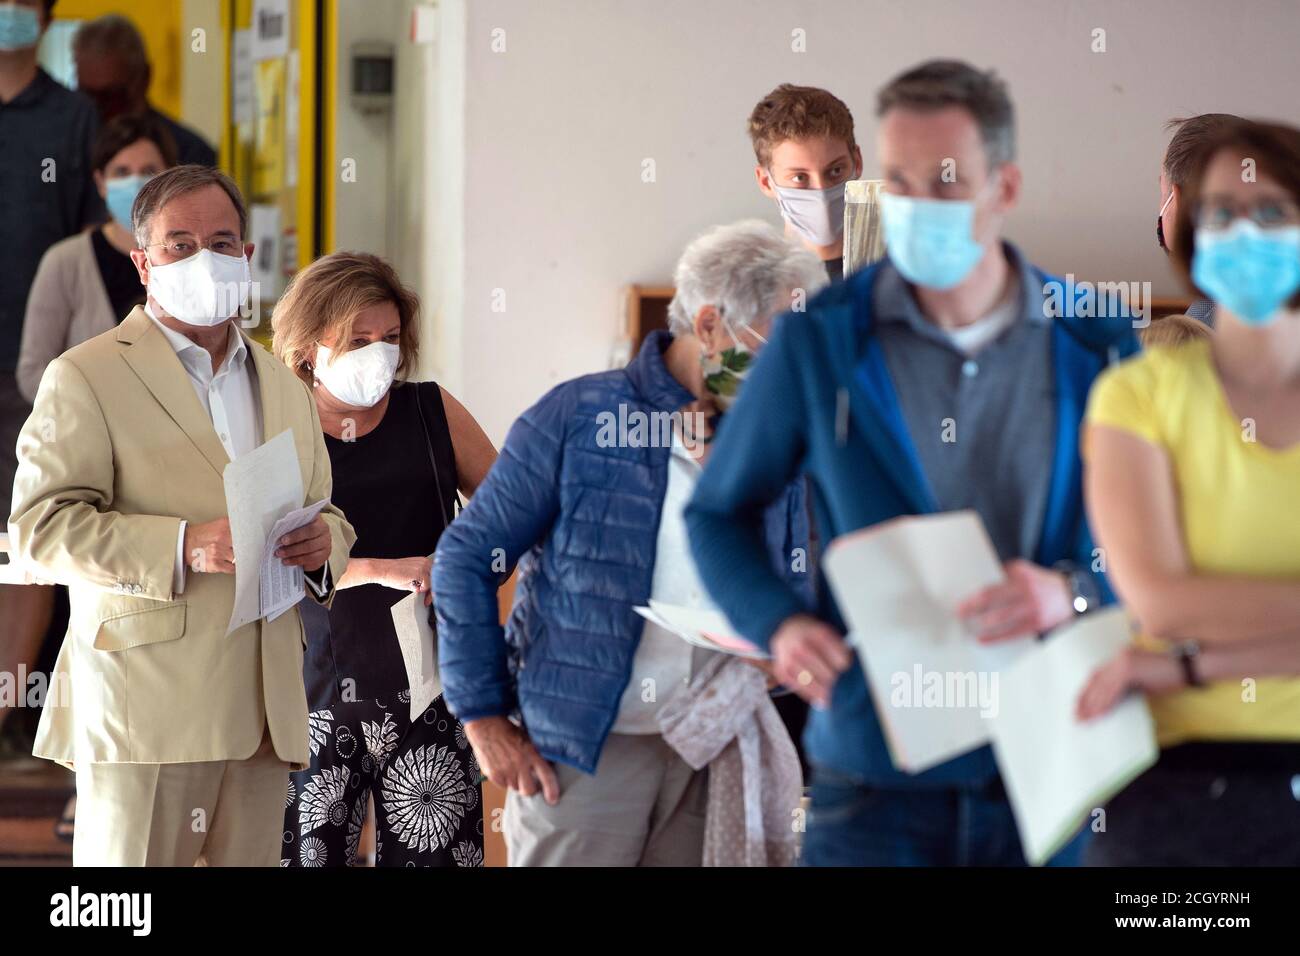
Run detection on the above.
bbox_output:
[282,692,484,867]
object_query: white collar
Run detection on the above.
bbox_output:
[144,302,249,370]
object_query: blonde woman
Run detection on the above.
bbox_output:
[272,251,496,867]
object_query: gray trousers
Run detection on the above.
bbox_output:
[505,732,707,866]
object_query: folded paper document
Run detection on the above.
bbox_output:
[392,561,441,723]
[823,511,1034,774]
[634,600,768,660]
[989,606,1158,865]
[223,429,327,634]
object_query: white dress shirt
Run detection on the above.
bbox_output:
[145,305,327,598]
[612,434,717,734]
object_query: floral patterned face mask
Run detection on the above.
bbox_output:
[701,314,767,411]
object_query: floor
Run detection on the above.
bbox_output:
[0,760,73,866]
[0,763,506,867]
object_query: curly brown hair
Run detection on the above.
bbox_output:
[747,84,856,168]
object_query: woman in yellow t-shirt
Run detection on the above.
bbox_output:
[1077,119,1300,866]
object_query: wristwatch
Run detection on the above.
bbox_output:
[1054,563,1091,616]
[1174,640,1204,687]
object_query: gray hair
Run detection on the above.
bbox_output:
[133,165,248,248]
[668,219,827,337]
[876,59,1016,168]
[73,14,149,85]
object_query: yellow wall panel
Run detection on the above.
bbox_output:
[54,0,184,118]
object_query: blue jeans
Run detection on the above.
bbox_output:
[801,764,1087,867]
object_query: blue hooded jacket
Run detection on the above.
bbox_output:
[433,331,813,773]
[684,253,1141,787]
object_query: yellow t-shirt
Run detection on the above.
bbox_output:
[1085,339,1300,747]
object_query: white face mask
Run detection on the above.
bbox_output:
[147,249,252,327]
[313,341,401,408]
[770,167,856,247]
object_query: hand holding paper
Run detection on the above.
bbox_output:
[958,558,1078,644]
[823,510,1034,773]
[272,512,333,571]
[392,571,441,723]
[768,614,852,709]
[223,429,328,634]
[259,497,331,624]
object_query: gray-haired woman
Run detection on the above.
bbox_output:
[433,219,824,865]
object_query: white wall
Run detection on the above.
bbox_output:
[332,0,467,394]
[428,0,1300,443]
[332,0,403,264]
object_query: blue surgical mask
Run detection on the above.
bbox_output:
[0,3,40,51]
[879,187,991,290]
[1191,220,1300,326]
[105,174,150,233]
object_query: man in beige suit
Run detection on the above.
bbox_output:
[8,165,355,866]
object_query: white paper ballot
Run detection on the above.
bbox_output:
[223,429,311,635]
[822,511,1034,774]
[259,497,330,623]
[634,601,769,660]
[392,576,441,723]
[989,606,1158,865]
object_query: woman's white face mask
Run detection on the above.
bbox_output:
[313,341,401,408]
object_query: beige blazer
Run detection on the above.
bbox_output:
[16,229,121,403]
[9,306,356,770]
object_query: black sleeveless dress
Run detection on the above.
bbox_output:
[285,382,483,868]
[302,380,459,709]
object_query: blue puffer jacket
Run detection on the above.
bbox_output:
[433,331,813,773]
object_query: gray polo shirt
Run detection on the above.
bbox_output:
[0,69,101,373]
[872,244,1055,563]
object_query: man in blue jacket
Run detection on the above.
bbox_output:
[433,220,824,866]
[685,60,1140,866]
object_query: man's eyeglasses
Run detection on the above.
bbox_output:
[145,234,244,261]
[1195,195,1300,232]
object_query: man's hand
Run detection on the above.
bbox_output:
[184,517,235,574]
[275,515,332,573]
[740,656,780,690]
[769,614,852,708]
[1076,645,1183,721]
[464,715,560,805]
[958,559,1074,643]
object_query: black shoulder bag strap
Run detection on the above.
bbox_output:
[412,381,457,531]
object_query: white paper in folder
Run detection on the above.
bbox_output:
[822,511,1034,774]
[989,606,1157,866]
[392,571,441,722]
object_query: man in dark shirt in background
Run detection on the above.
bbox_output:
[73,13,217,168]
[0,0,101,757]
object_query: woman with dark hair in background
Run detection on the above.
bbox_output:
[1079,119,1300,865]
[17,111,177,400]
